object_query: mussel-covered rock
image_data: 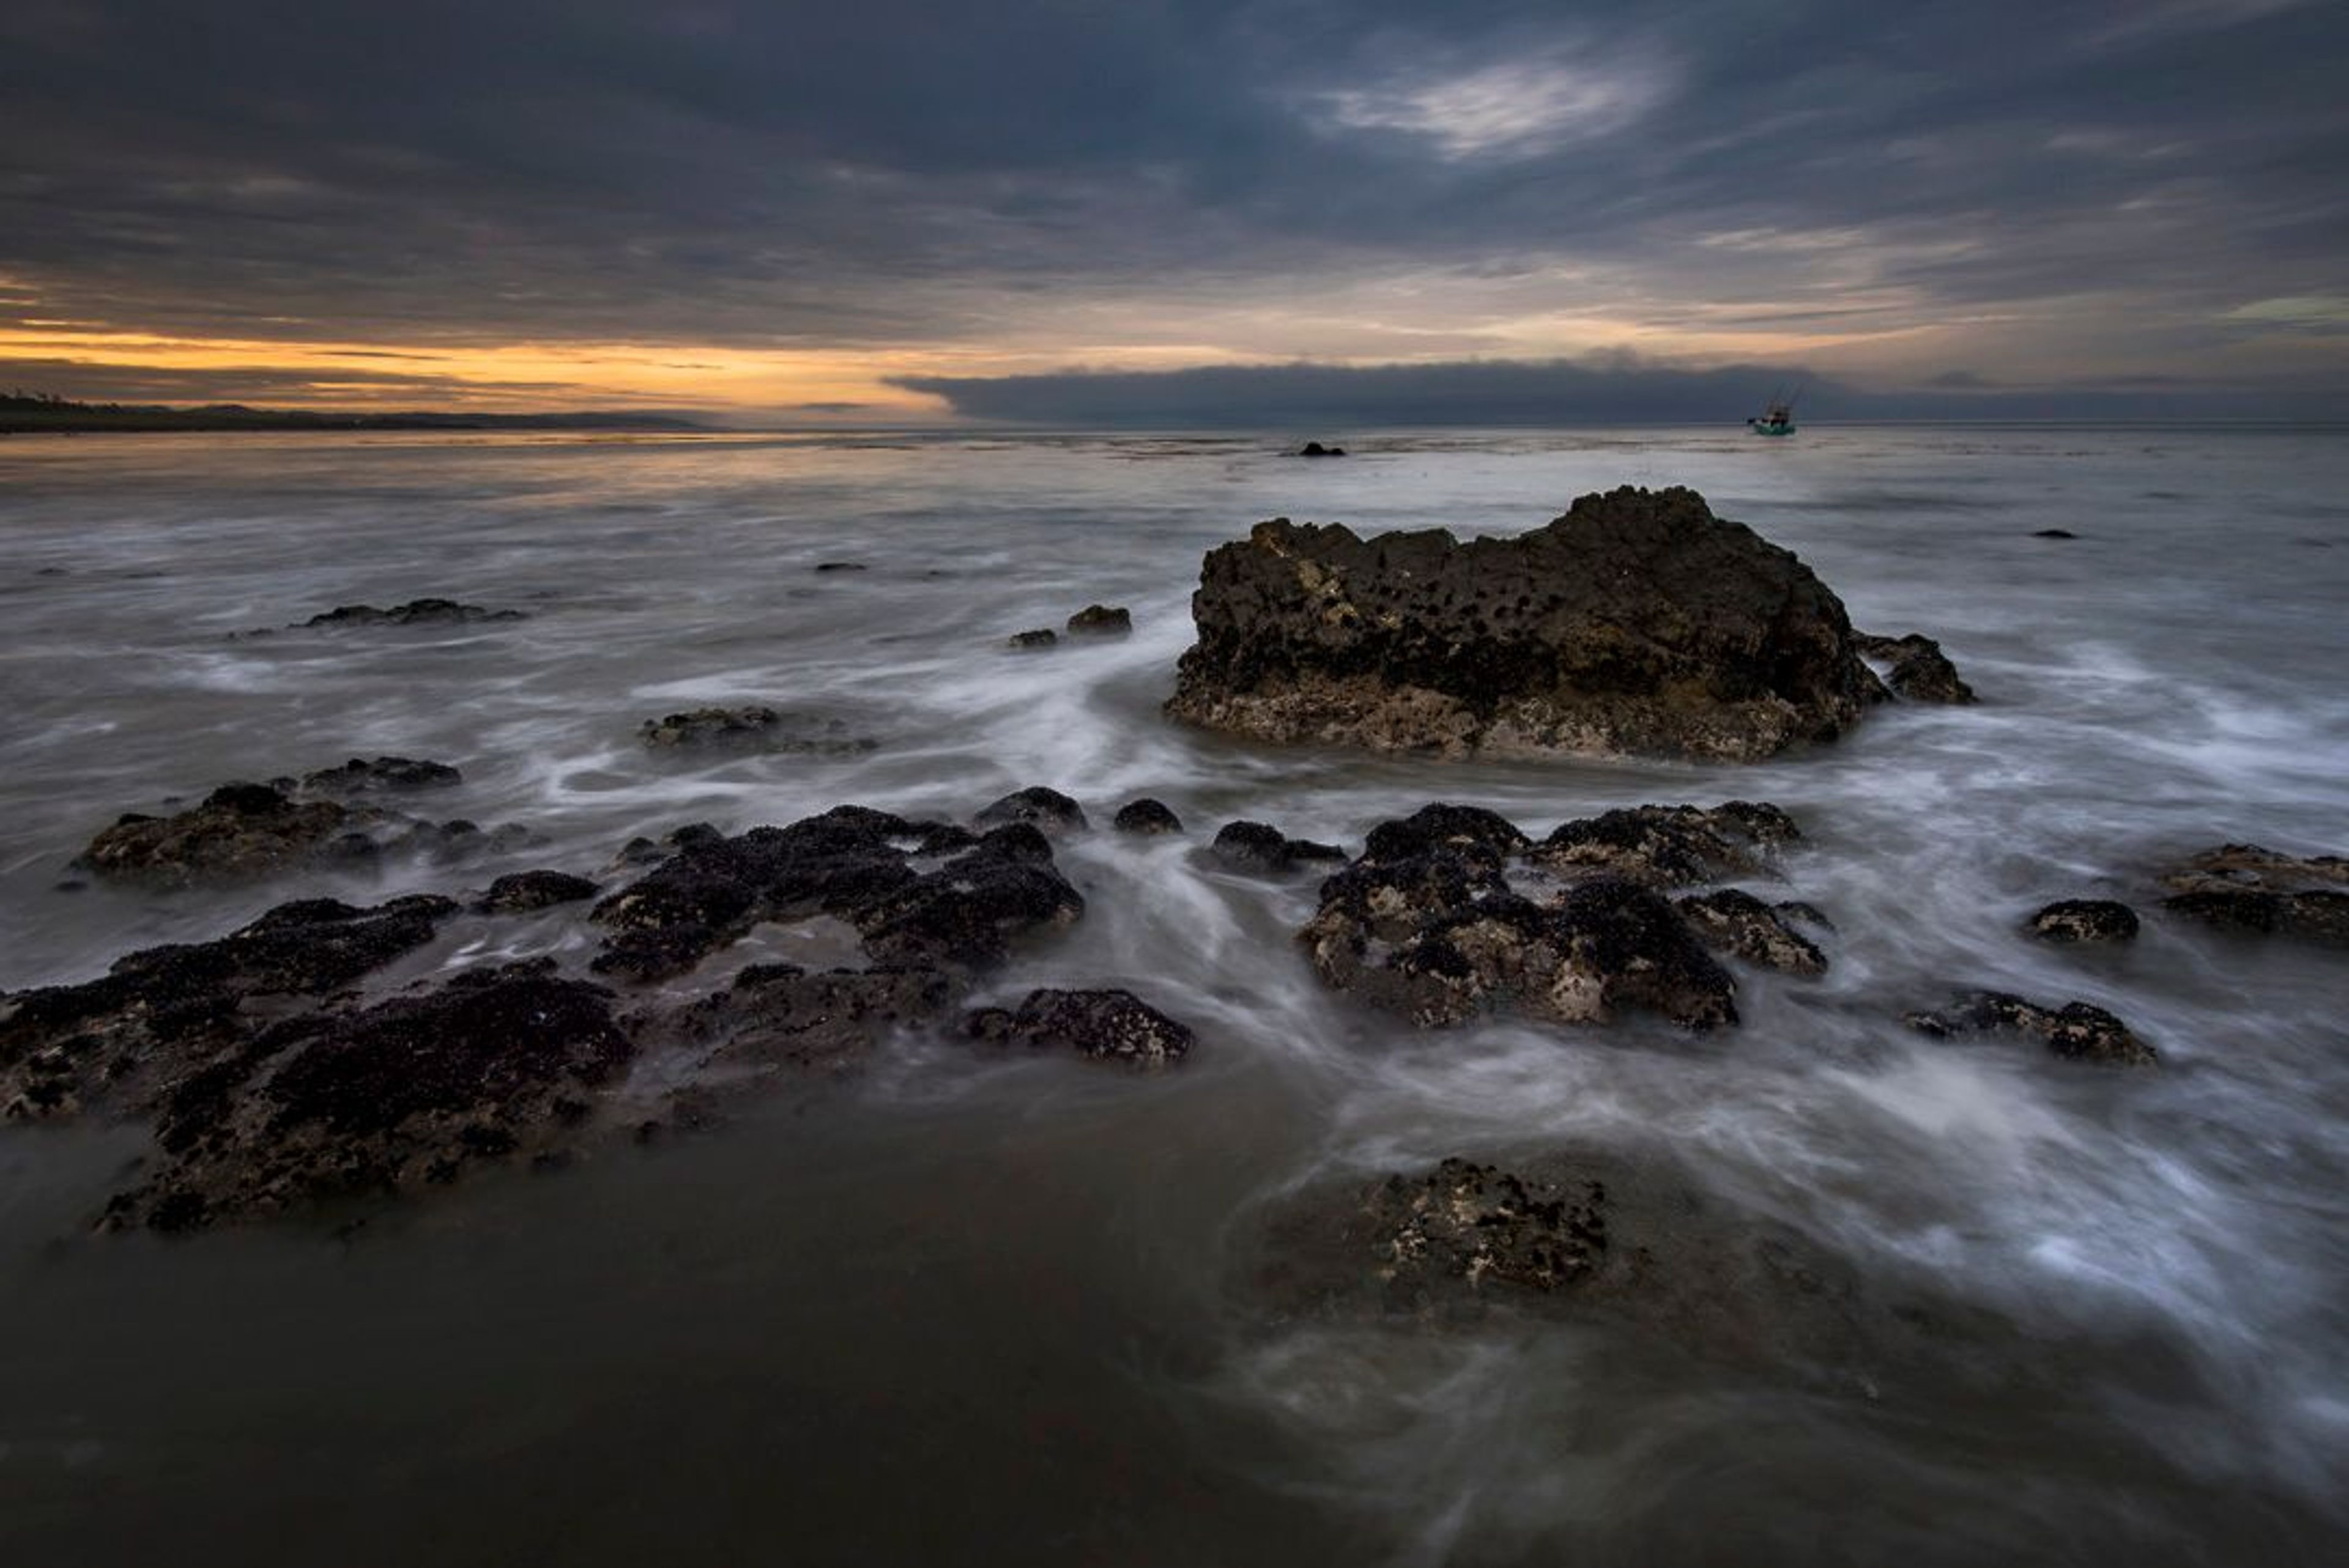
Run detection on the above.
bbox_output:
[1675,888,1828,974]
[1168,486,1887,760]
[1904,990,2156,1067]
[963,988,1195,1069]
[1209,821,1346,875]
[1529,802,1800,888]
[2025,899,2140,944]
[1111,798,1184,835]
[107,960,634,1230]
[2158,845,2349,947]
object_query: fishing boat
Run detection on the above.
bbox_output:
[1746,386,1799,436]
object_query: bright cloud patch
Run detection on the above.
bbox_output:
[1313,55,1668,160]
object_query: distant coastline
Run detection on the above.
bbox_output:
[0,392,706,435]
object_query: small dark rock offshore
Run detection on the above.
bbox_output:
[1904,990,2157,1067]
[1111,798,1183,835]
[974,786,1089,834]
[2026,899,2140,944]
[2033,528,2079,539]
[302,597,525,627]
[1168,486,1890,761]
[638,706,877,756]
[813,560,867,572]
[75,775,522,889]
[1296,441,1346,457]
[1294,800,1807,1032]
[963,988,1196,1070]
[1007,628,1058,650]
[1209,820,1347,876]
[1855,632,1978,704]
[1064,604,1132,637]
[2158,844,2349,947]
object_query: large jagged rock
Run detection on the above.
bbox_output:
[1167,486,1888,760]
[2158,844,2349,947]
[107,959,634,1230]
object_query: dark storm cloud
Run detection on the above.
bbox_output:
[892,358,2349,426]
[4,0,2344,404]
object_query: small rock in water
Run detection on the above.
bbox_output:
[1111,798,1183,835]
[1904,990,2156,1066]
[1855,632,1978,704]
[302,597,525,627]
[1296,441,1346,457]
[2032,528,2079,539]
[1064,604,1132,637]
[475,870,602,914]
[1209,820,1346,875]
[963,988,1195,1069]
[813,561,867,572]
[2158,843,2349,947]
[638,706,877,755]
[299,756,463,795]
[2025,899,2140,944]
[973,786,1089,834]
[1007,628,1058,650]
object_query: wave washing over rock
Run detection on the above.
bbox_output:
[2,429,2347,1567]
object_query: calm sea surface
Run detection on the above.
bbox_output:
[2,426,2346,1566]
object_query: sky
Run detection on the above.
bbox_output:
[4,0,2345,424]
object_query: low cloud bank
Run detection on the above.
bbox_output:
[892,359,2349,427]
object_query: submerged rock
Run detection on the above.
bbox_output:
[109,960,634,1231]
[297,756,463,796]
[1167,486,1887,761]
[638,706,877,756]
[1855,632,1978,704]
[963,988,1195,1069]
[302,598,524,627]
[1904,990,2156,1067]
[1250,1148,1997,1388]
[1065,604,1133,637]
[656,962,960,1076]
[2158,844,2349,947]
[2025,899,2140,944]
[1008,628,1058,651]
[1209,821,1347,875]
[1111,798,1183,835]
[974,786,1089,834]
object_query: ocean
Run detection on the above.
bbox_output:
[2,424,2346,1565]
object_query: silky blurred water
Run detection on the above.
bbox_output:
[2,425,2347,1566]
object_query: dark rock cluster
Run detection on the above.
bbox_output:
[76,772,524,889]
[1167,486,1892,761]
[639,706,877,755]
[1904,991,2156,1067]
[1296,801,1814,1032]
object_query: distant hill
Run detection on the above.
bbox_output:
[0,391,708,435]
